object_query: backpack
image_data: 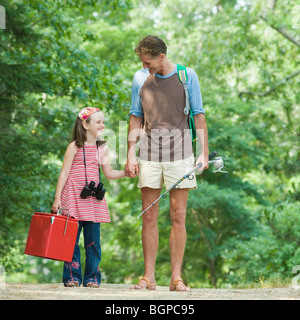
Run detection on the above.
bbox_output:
[177,65,197,144]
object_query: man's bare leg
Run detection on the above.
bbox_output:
[169,188,189,288]
[131,187,161,289]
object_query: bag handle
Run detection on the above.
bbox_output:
[57,208,70,236]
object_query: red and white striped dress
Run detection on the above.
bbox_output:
[61,142,110,223]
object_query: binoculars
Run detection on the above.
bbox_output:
[80,181,106,200]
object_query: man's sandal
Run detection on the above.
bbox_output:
[169,279,191,292]
[130,277,156,290]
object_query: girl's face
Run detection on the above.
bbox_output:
[84,111,105,138]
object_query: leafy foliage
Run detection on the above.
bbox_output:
[0,0,299,288]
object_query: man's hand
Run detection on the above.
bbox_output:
[195,153,209,173]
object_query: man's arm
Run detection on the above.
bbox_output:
[186,68,208,170]
[126,115,143,177]
[194,113,209,170]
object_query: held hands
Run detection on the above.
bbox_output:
[125,157,139,178]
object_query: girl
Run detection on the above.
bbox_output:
[51,107,125,288]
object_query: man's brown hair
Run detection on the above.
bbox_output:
[134,35,167,57]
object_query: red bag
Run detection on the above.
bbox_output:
[25,209,78,262]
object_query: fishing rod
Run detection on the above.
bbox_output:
[137,151,227,218]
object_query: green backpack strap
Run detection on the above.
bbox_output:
[177,65,190,116]
[177,65,197,143]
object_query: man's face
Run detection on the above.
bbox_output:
[139,53,164,74]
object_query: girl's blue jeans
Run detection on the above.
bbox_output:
[63,221,101,286]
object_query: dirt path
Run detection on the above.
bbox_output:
[1,283,300,300]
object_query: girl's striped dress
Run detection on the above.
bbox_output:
[61,142,110,223]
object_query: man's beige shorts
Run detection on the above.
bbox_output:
[138,156,197,190]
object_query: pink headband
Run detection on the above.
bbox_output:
[78,107,100,121]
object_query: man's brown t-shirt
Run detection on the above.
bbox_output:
[130,66,204,162]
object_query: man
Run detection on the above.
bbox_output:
[126,36,209,291]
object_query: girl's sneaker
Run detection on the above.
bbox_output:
[64,281,80,287]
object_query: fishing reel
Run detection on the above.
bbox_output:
[188,152,227,180]
[211,156,227,174]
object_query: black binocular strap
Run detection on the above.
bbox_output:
[82,144,101,185]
